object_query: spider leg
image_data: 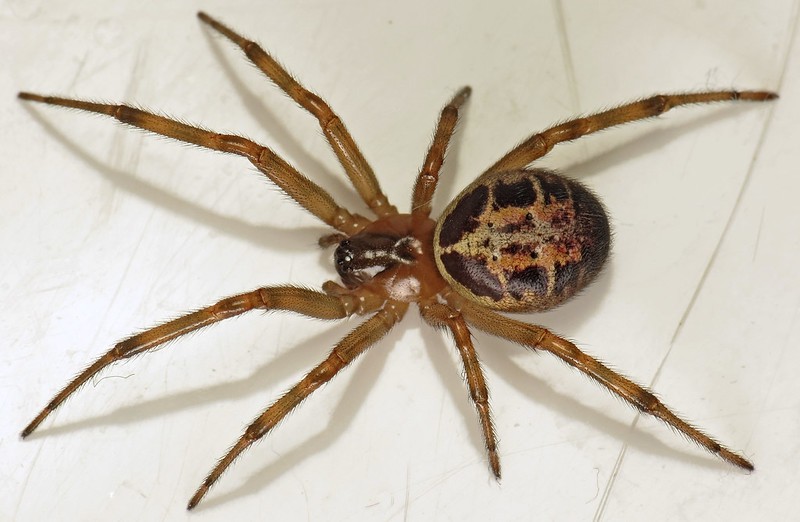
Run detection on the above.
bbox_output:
[411,87,471,217]
[17,92,369,235]
[420,302,500,477]
[487,89,777,173]
[22,287,358,438]
[187,300,408,510]
[459,301,754,471]
[197,11,397,218]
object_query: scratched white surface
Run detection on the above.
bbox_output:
[3,1,799,520]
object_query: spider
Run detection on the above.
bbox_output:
[20,11,776,510]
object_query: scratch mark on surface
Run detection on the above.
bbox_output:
[434,392,445,456]
[553,0,581,111]
[90,42,160,345]
[109,44,146,175]
[93,372,134,386]
[587,467,600,503]
[745,302,800,449]
[669,0,794,349]
[592,424,630,521]
[593,7,797,521]
[91,208,156,349]
[385,453,502,521]
[752,206,765,262]
[403,465,411,522]
[67,52,89,93]
[13,432,46,520]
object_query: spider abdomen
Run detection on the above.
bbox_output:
[434,169,610,312]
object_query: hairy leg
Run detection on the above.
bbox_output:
[18,92,369,235]
[188,300,408,509]
[22,287,357,438]
[487,90,777,173]
[198,12,397,217]
[412,87,471,216]
[420,301,500,477]
[460,301,753,470]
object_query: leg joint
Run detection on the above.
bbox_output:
[308,92,334,123]
[647,95,670,114]
[635,390,663,413]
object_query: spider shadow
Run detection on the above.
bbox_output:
[511,102,769,469]
[199,319,402,510]
[19,95,321,252]
[558,101,767,180]
[475,326,738,473]
[417,319,488,461]
[417,86,767,228]
[25,313,398,508]
[404,268,612,470]
[20,87,761,505]
[29,316,365,441]
[198,19,367,214]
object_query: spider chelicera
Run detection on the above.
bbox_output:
[20,11,776,510]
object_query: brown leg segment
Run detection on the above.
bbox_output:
[187,300,408,510]
[411,87,471,217]
[197,11,397,218]
[21,287,355,438]
[420,302,500,478]
[487,90,777,173]
[459,301,753,471]
[17,92,369,235]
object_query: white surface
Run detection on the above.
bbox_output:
[3,1,799,520]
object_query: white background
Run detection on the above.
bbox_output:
[3,1,799,520]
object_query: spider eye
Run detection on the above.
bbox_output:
[334,240,355,271]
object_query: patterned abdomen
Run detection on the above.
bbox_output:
[434,169,610,312]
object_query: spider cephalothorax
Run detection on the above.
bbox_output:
[20,11,775,510]
[334,231,423,288]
